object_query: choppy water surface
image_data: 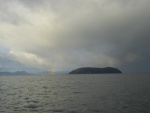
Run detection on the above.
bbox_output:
[0,74,150,113]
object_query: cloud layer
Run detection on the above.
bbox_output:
[0,0,150,72]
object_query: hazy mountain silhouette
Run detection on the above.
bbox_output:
[0,71,30,75]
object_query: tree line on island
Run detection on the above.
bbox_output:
[69,67,122,74]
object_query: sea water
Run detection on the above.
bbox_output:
[0,74,150,113]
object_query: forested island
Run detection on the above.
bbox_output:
[69,67,122,74]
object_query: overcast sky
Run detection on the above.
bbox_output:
[0,0,150,73]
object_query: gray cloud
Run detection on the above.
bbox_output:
[0,56,44,73]
[0,0,150,72]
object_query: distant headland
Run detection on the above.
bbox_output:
[69,67,122,74]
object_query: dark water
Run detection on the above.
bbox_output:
[0,74,150,113]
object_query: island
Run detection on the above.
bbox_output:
[69,67,122,74]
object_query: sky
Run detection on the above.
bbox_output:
[0,0,150,73]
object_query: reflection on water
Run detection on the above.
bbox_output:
[0,74,150,113]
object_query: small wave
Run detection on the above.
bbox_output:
[45,109,64,112]
[72,91,87,94]
[24,104,39,109]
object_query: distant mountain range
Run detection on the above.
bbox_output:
[0,70,69,75]
[0,71,30,75]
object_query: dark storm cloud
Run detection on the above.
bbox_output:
[0,0,150,72]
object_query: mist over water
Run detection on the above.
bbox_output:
[0,74,150,113]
